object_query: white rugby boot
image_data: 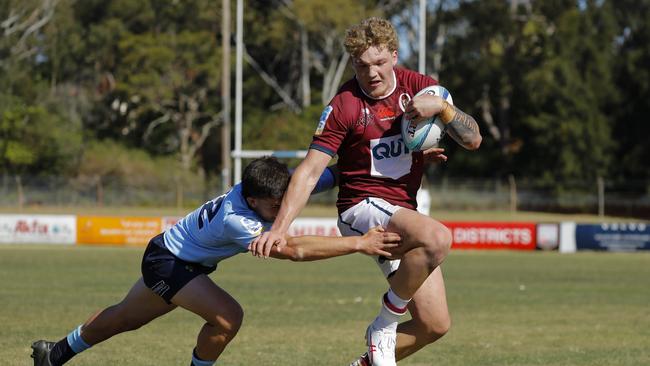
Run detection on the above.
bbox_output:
[365,318,397,366]
[348,352,370,366]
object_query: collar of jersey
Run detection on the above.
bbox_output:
[357,69,397,100]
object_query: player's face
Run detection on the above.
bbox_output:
[351,45,398,99]
[248,196,282,222]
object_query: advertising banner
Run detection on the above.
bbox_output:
[0,214,76,244]
[161,216,182,232]
[575,222,650,251]
[288,218,341,237]
[444,221,537,250]
[77,216,161,247]
[536,223,560,251]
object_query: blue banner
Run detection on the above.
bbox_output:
[575,223,650,251]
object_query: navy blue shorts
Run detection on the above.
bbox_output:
[141,233,216,304]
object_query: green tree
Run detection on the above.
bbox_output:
[0,100,82,175]
[610,0,650,180]
[438,1,616,188]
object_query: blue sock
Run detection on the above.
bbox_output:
[191,349,216,366]
[49,325,91,366]
[66,325,92,354]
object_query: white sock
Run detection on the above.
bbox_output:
[373,288,410,329]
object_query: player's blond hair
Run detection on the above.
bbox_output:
[344,17,399,59]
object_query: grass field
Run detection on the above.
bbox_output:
[2,245,649,366]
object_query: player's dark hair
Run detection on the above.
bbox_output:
[241,156,289,199]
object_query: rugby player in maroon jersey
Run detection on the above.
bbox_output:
[252,17,481,366]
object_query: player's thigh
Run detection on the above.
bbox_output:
[172,274,243,329]
[405,267,450,333]
[386,208,451,252]
[113,278,177,325]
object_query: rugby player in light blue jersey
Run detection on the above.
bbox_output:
[31,157,401,366]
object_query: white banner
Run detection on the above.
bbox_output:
[288,218,340,237]
[0,214,76,244]
[158,216,342,238]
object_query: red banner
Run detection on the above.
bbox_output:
[444,222,537,250]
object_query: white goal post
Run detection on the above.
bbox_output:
[231,150,308,182]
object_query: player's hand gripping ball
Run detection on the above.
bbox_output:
[400,85,453,151]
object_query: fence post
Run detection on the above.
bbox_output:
[509,174,517,213]
[96,175,104,207]
[15,175,24,211]
[176,175,183,209]
[597,176,604,218]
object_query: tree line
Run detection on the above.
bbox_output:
[1,0,648,196]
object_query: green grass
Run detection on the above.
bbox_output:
[2,245,649,365]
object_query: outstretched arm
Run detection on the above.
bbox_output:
[264,226,401,262]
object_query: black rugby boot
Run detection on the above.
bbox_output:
[31,340,55,366]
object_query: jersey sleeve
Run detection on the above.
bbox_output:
[223,214,264,250]
[309,94,351,157]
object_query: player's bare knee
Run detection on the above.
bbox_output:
[211,302,244,336]
[420,225,452,263]
[421,318,451,343]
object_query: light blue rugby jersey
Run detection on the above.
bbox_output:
[163,183,271,267]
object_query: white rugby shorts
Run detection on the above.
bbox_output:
[337,198,403,277]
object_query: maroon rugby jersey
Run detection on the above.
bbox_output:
[310,67,437,213]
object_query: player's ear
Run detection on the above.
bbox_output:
[391,50,398,66]
[246,196,257,209]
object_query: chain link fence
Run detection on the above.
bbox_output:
[1,174,648,218]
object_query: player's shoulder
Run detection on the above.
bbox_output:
[223,210,264,239]
[324,78,363,122]
[331,77,364,105]
[395,67,438,91]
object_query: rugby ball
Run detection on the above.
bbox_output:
[400,85,453,151]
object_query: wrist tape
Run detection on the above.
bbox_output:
[439,101,457,124]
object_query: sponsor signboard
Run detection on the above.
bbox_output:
[288,218,340,237]
[161,216,182,232]
[77,216,161,246]
[575,222,650,251]
[536,223,560,250]
[0,214,76,244]
[444,222,537,250]
[284,219,539,251]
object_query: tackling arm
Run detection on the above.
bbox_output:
[267,226,401,262]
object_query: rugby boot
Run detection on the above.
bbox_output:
[348,352,370,366]
[31,340,55,366]
[365,320,397,366]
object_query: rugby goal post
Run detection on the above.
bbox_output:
[231,150,308,183]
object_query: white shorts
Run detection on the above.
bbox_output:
[337,198,403,277]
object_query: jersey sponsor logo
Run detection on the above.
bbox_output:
[315,106,333,135]
[240,217,263,236]
[355,107,374,127]
[376,105,397,121]
[370,134,412,179]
